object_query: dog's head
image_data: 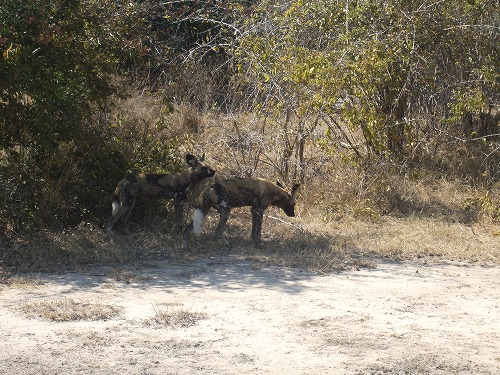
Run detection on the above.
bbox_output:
[275,182,301,217]
[186,153,216,178]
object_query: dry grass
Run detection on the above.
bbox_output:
[180,201,499,273]
[143,304,207,328]
[21,298,123,321]
[306,217,500,264]
[3,201,498,277]
[107,269,151,284]
[359,354,493,375]
[0,275,44,290]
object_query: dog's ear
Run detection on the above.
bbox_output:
[199,153,206,162]
[291,183,301,198]
[276,181,284,189]
[186,154,197,166]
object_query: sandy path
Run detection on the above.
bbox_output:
[1,256,499,374]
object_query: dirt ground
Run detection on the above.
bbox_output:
[1,255,499,375]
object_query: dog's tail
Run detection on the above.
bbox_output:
[111,194,120,216]
[193,185,216,236]
[193,208,205,237]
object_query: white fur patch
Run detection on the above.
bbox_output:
[193,208,205,237]
[112,201,120,216]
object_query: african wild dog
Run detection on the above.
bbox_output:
[182,177,300,249]
[106,154,215,235]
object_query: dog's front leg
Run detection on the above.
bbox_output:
[121,199,135,234]
[251,207,264,247]
[173,200,184,233]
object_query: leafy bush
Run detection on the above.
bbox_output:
[235,0,499,159]
[0,0,150,235]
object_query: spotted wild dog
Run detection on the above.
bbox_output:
[107,154,215,235]
[182,177,300,248]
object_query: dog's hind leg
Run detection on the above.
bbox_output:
[120,199,135,234]
[182,221,193,249]
[174,200,184,233]
[107,204,128,235]
[215,207,231,247]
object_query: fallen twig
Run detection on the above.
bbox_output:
[264,215,305,232]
